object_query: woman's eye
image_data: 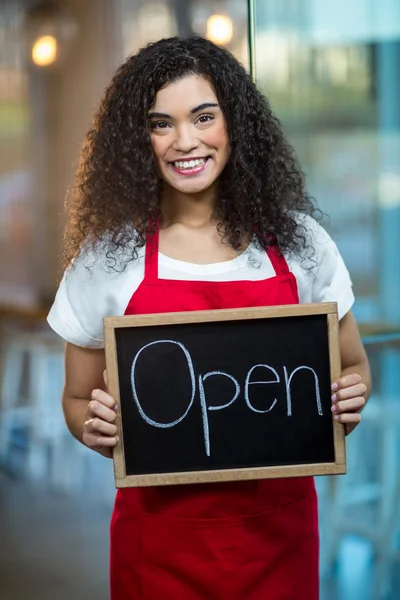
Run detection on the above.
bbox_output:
[197,114,214,124]
[151,121,169,130]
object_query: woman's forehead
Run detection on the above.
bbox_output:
[151,74,218,112]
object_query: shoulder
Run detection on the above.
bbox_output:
[292,211,333,251]
[288,211,341,268]
[47,239,145,348]
[286,212,355,319]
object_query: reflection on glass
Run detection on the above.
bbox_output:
[252,0,400,330]
[251,2,400,599]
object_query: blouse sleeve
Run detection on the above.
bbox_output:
[47,255,106,349]
[47,248,144,349]
[307,217,355,319]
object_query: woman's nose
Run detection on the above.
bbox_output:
[173,125,199,153]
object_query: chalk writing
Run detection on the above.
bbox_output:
[244,364,279,414]
[283,366,322,417]
[131,340,195,428]
[131,340,323,456]
[199,371,241,456]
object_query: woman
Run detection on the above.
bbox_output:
[48,36,371,599]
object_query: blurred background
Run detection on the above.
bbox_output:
[0,0,399,598]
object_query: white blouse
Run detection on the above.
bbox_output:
[47,214,355,349]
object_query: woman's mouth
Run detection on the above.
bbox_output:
[169,157,210,176]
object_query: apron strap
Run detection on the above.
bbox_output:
[266,242,290,276]
[144,227,159,281]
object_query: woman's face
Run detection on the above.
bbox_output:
[148,74,230,196]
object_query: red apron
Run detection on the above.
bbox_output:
[110,229,319,599]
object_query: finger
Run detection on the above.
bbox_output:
[333,412,362,424]
[86,400,117,423]
[91,388,116,409]
[83,433,119,449]
[84,417,118,437]
[332,373,361,391]
[332,383,367,403]
[332,397,366,414]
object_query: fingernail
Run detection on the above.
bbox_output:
[331,383,339,391]
[331,394,337,402]
[114,405,118,412]
[334,415,339,421]
[331,404,337,412]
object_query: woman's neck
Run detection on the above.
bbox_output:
[160,183,218,228]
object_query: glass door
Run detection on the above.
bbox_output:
[249,2,400,598]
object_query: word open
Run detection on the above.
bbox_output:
[131,340,322,456]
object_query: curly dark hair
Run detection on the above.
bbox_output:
[64,36,320,269]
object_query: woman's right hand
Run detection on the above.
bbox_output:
[83,387,119,458]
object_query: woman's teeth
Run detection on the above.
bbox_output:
[173,158,207,169]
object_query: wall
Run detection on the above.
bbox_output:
[32,0,119,302]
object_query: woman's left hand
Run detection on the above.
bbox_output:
[331,373,367,435]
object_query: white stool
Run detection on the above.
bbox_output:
[320,395,400,599]
[0,330,89,490]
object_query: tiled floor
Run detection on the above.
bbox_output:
[1,470,399,600]
[0,473,112,600]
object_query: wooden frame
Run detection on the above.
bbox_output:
[104,302,346,487]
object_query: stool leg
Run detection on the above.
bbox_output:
[372,425,399,599]
[25,348,48,480]
[322,474,345,575]
[0,343,26,464]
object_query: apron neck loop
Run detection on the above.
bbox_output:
[144,223,290,281]
[144,223,159,281]
[266,241,290,276]
[253,227,290,276]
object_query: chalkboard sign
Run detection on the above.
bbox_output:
[104,303,346,487]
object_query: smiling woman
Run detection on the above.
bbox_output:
[47,36,371,600]
[61,36,323,268]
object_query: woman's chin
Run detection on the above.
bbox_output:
[166,177,218,196]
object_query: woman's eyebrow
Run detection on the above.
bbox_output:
[190,102,219,114]
[148,102,219,120]
[148,111,171,119]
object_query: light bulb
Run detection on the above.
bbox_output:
[32,35,57,67]
[206,14,233,46]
